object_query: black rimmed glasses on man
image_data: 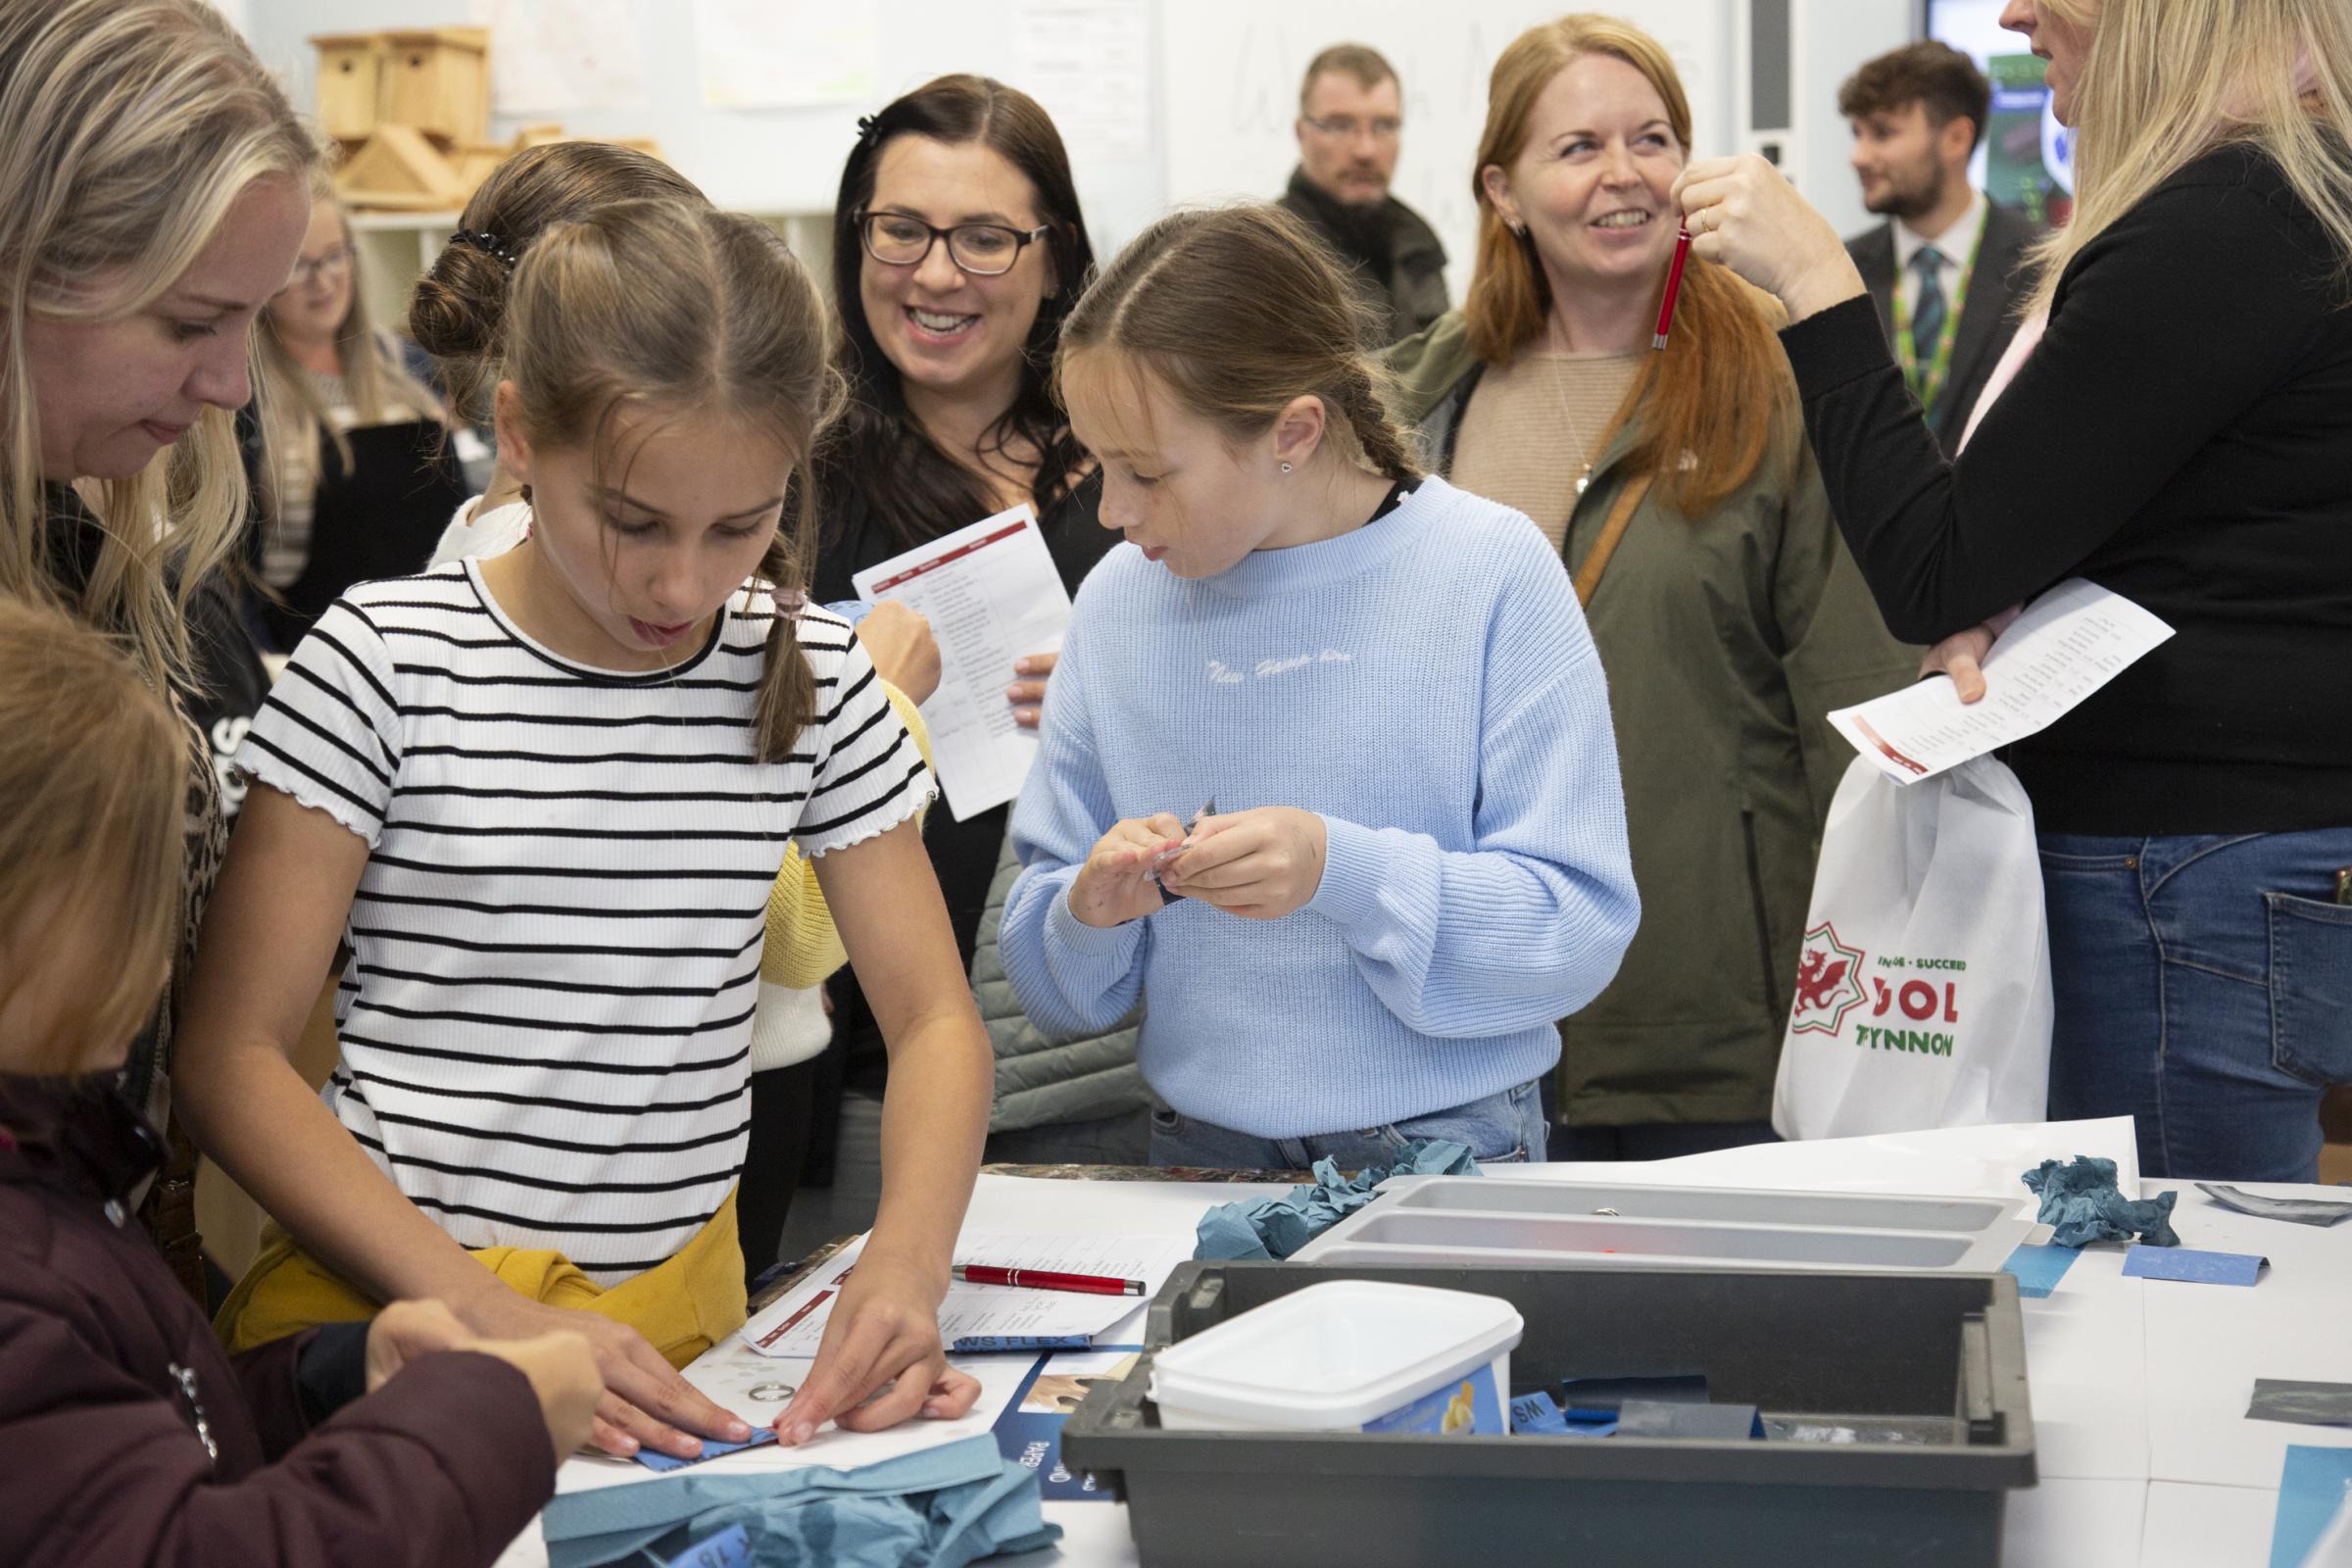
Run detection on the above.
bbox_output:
[855,210,1053,276]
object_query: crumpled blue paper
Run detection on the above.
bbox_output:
[1193,1139,1479,1261]
[2023,1154,2180,1248]
[540,1435,1060,1568]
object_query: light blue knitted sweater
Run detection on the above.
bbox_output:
[1001,476,1640,1139]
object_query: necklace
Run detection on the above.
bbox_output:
[1537,314,1652,502]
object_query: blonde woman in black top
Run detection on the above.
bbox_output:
[1681,0,2352,1182]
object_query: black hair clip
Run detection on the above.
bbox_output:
[450,228,520,269]
[856,114,882,147]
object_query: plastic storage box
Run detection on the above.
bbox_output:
[1060,1262,2036,1568]
[1294,1175,2050,1273]
[1150,1279,1522,1434]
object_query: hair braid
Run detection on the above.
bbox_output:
[1334,360,1419,482]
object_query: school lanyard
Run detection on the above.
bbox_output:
[1890,203,1987,419]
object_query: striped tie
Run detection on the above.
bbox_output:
[1910,245,1948,415]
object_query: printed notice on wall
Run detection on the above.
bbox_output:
[1829,578,2174,785]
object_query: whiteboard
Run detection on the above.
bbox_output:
[1155,0,1736,301]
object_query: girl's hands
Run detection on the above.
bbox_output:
[1158,808,1328,921]
[1007,650,1057,729]
[1671,155,1867,322]
[364,1298,605,1463]
[856,603,942,706]
[458,1289,751,1461]
[1068,813,1189,928]
[772,1248,981,1446]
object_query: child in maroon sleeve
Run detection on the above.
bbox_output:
[0,597,603,1568]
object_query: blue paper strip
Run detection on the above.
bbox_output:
[2269,1446,2352,1568]
[632,1427,779,1473]
[2122,1245,2268,1287]
[2002,1243,2082,1298]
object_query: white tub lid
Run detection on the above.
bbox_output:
[1150,1280,1523,1429]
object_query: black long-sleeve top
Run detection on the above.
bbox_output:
[1781,142,2352,834]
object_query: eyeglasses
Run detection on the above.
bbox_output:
[283,247,354,290]
[855,211,1052,276]
[1301,115,1402,144]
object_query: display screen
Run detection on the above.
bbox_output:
[1925,0,2075,224]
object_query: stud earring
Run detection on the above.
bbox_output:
[1279,461,1293,474]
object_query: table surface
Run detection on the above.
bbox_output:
[502,1117,2352,1567]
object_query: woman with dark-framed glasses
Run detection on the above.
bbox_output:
[773,74,1144,1267]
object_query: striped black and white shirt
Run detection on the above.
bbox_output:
[236,561,930,1282]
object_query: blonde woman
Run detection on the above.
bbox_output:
[1388,16,1915,1158]
[1683,0,2352,1182]
[0,0,320,1293]
[248,190,466,649]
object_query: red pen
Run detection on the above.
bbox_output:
[1652,222,1694,351]
[952,1264,1145,1297]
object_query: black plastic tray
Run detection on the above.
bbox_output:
[1059,1262,2035,1568]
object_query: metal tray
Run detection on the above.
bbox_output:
[1293,1175,2049,1273]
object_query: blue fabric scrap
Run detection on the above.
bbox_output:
[1193,1139,1479,1261]
[2022,1155,2181,1248]
[541,1435,1060,1568]
[660,1522,751,1568]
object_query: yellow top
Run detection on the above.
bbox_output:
[759,682,935,989]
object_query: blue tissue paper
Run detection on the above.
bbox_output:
[542,1435,1059,1568]
[2022,1155,2181,1248]
[1194,1139,1480,1262]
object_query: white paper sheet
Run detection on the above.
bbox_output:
[545,1344,1031,1496]
[1016,0,1153,164]
[1828,578,2174,785]
[690,0,876,108]
[852,504,1073,820]
[476,0,651,115]
[741,1231,1193,1359]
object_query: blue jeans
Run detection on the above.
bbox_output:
[2039,830,2352,1182]
[1148,1080,1548,1172]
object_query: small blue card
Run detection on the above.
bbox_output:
[632,1427,779,1473]
[2122,1245,2268,1287]
[2268,1446,2352,1567]
[2002,1243,2082,1298]
[661,1523,753,1568]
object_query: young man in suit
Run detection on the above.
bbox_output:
[1276,43,1449,347]
[1840,42,2043,455]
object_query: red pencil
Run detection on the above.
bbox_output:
[1653,222,1694,351]
[952,1264,1145,1297]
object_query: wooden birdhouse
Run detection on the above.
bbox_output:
[378,27,492,149]
[310,33,384,144]
[335,124,469,213]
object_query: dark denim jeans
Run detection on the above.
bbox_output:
[1148,1079,1548,1172]
[2039,829,2352,1182]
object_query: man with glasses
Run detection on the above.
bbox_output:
[1276,43,1447,346]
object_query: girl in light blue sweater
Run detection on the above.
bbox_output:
[1001,205,1640,1169]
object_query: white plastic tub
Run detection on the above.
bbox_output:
[1147,1279,1523,1435]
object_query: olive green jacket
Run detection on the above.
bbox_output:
[1388,312,1917,1125]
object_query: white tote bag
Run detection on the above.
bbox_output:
[1771,755,2054,1140]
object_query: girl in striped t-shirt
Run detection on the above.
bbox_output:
[177,198,995,1463]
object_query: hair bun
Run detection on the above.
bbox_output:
[407,237,511,362]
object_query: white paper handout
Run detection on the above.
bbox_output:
[852,504,1072,821]
[1828,578,2175,786]
[740,1232,1191,1359]
[548,1340,1030,1494]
